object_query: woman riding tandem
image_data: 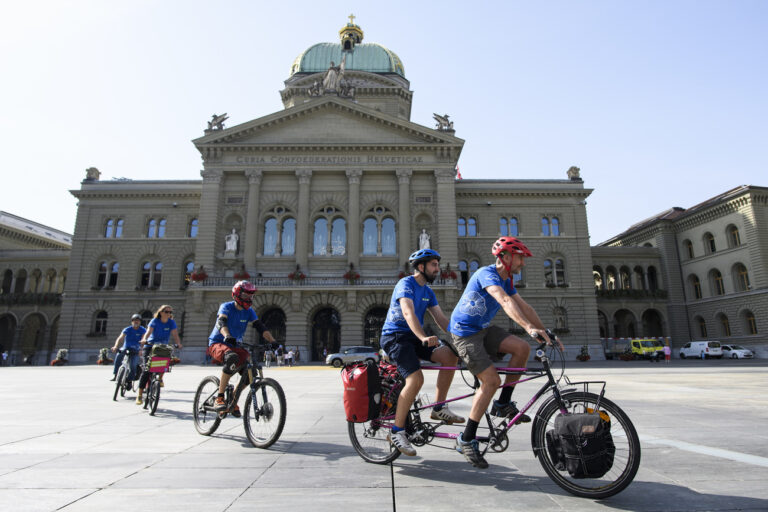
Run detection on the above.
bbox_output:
[208,281,276,416]
[137,305,182,404]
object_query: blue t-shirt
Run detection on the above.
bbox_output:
[121,325,146,350]
[449,265,517,337]
[146,318,177,345]
[208,301,258,346]
[381,276,438,336]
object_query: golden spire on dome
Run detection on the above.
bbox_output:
[339,14,363,51]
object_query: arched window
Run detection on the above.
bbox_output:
[710,269,725,296]
[104,218,123,238]
[733,263,750,292]
[469,260,480,274]
[331,218,347,256]
[704,232,716,255]
[499,218,508,236]
[147,219,157,238]
[94,311,108,334]
[109,263,119,287]
[14,269,27,293]
[282,218,296,256]
[381,218,396,255]
[115,219,123,237]
[153,262,163,287]
[457,217,466,237]
[727,225,741,247]
[544,260,553,286]
[647,266,659,291]
[689,274,702,299]
[634,266,646,290]
[551,217,560,236]
[696,316,708,338]
[313,218,328,255]
[183,261,194,288]
[553,307,568,331]
[97,262,108,288]
[542,217,550,236]
[620,266,631,290]
[467,218,477,237]
[263,218,278,256]
[140,310,153,327]
[743,310,758,335]
[97,261,119,289]
[157,219,167,238]
[1,269,12,294]
[718,313,731,337]
[509,217,519,236]
[188,218,199,238]
[139,260,162,289]
[606,266,617,290]
[105,219,114,238]
[683,240,694,259]
[555,259,565,285]
[593,266,604,291]
[363,218,377,255]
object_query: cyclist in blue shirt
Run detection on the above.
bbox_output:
[208,281,276,416]
[136,304,182,404]
[449,237,560,468]
[109,314,146,385]
[380,249,464,457]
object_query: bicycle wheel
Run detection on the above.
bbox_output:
[531,391,640,499]
[113,366,125,401]
[148,379,161,416]
[348,418,401,464]
[243,378,286,448]
[193,376,222,436]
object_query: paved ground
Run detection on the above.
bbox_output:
[1,359,767,511]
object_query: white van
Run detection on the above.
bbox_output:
[679,341,723,359]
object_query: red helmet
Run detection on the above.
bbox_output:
[232,280,257,309]
[492,237,533,258]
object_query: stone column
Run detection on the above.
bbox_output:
[434,168,459,265]
[346,170,362,267]
[396,169,412,260]
[197,169,223,272]
[295,170,313,269]
[244,170,263,270]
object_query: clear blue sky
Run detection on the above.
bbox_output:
[2,1,766,244]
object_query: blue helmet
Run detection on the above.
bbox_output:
[408,249,441,267]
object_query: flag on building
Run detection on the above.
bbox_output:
[456,165,462,180]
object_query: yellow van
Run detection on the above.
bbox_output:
[630,339,664,360]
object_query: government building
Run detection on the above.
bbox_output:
[0,20,765,364]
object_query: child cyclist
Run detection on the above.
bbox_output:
[380,248,465,457]
[208,280,276,416]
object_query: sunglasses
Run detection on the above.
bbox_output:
[162,310,173,314]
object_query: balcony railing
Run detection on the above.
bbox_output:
[0,292,63,305]
[190,276,459,289]
[595,289,668,300]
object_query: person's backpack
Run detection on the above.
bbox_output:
[547,411,615,479]
[341,360,381,422]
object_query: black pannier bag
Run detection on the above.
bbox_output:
[550,412,615,478]
[341,360,382,422]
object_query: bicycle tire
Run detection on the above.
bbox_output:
[348,419,401,464]
[193,375,222,436]
[243,378,286,449]
[148,379,161,416]
[113,366,125,401]
[531,391,640,499]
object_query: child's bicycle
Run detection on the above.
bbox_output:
[348,334,641,499]
[193,342,286,449]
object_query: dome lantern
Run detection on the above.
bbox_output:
[339,13,363,51]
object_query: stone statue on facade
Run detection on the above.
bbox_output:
[567,166,581,180]
[338,78,355,98]
[419,229,431,250]
[225,228,239,253]
[207,113,229,131]
[433,113,454,131]
[85,167,101,181]
[323,55,346,92]
[308,80,322,97]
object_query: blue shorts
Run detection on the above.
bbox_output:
[380,332,437,379]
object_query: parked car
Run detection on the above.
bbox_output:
[679,341,723,359]
[325,346,380,367]
[721,344,754,359]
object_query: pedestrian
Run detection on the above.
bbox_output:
[1,350,7,366]
[663,343,671,364]
[287,348,295,367]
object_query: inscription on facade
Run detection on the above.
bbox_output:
[234,155,425,165]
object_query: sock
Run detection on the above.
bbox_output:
[392,425,404,433]
[498,386,514,404]
[433,404,444,411]
[463,419,479,441]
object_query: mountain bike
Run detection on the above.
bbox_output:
[112,348,140,401]
[348,335,641,499]
[193,342,286,448]
[141,345,175,416]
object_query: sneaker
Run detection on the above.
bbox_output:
[109,375,116,381]
[230,405,241,418]
[135,395,143,405]
[213,396,228,412]
[455,434,489,469]
[490,400,531,424]
[387,430,417,456]
[430,406,466,424]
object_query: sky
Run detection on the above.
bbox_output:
[2,0,766,244]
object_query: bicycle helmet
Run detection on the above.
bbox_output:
[408,248,441,267]
[232,280,257,309]
[131,314,141,321]
[492,237,532,258]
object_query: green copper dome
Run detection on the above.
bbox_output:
[290,42,405,78]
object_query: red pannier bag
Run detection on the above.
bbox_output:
[341,360,382,422]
